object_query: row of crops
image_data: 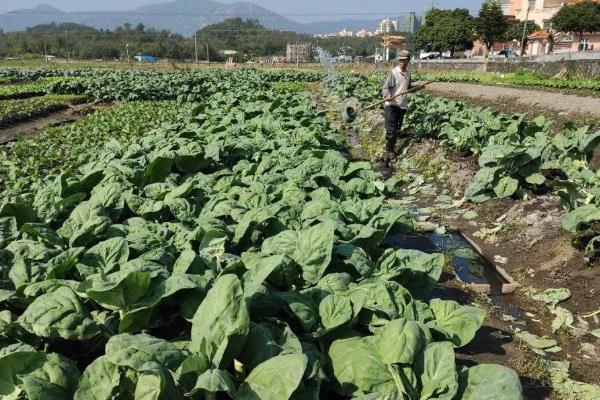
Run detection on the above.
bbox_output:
[325,73,600,258]
[0,101,196,195]
[0,69,524,399]
[0,95,87,128]
[0,68,322,102]
[410,70,600,92]
[0,80,56,101]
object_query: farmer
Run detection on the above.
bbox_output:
[381,49,427,168]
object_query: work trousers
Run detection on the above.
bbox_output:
[384,105,407,156]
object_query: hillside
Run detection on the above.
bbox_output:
[0,1,382,36]
[0,1,302,36]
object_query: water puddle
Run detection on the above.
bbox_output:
[345,128,369,161]
[385,231,507,294]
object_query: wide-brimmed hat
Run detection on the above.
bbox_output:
[394,50,411,61]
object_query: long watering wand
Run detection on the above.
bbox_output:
[340,81,433,123]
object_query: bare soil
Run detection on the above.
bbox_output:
[313,83,600,398]
[401,138,600,387]
[0,103,102,144]
[424,82,600,125]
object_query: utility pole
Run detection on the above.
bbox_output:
[194,33,198,63]
[519,6,530,57]
[65,31,69,61]
[206,43,210,64]
[126,44,130,62]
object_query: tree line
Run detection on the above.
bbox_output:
[0,18,393,62]
[414,0,600,57]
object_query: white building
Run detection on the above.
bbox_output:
[356,29,375,38]
[377,18,399,34]
[338,29,354,37]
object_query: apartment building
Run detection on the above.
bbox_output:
[286,44,311,63]
[510,0,600,55]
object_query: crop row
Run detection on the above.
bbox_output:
[410,70,600,92]
[0,68,322,102]
[0,94,87,127]
[0,80,55,101]
[0,69,522,399]
[1,101,196,195]
[326,73,600,257]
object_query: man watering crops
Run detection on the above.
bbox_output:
[382,50,428,168]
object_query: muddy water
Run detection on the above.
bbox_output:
[385,232,507,294]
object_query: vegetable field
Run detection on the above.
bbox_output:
[0,68,528,399]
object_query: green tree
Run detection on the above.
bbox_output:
[503,21,541,54]
[551,0,600,45]
[414,8,475,57]
[474,0,509,57]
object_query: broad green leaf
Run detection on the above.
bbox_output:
[563,205,600,232]
[134,368,170,400]
[334,244,375,277]
[293,221,335,285]
[318,293,353,331]
[45,247,85,279]
[515,331,558,350]
[80,237,129,274]
[0,351,80,400]
[346,281,413,321]
[373,318,428,365]
[0,217,18,248]
[427,299,485,347]
[0,201,37,227]
[191,274,249,369]
[274,291,319,332]
[457,364,524,400]
[74,356,120,400]
[18,286,100,340]
[172,249,205,275]
[525,173,546,185]
[415,341,458,400]
[105,333,185,371]
[238,322,302,371]
[81,270,152,310]
[235,353,307,400]
[493,177,519,198]
[241,252,284,298]
[261,230,298,256]
[329,336,397,397]
[186,369,236,397]
[19,223,64,247]
[551,307,574,333]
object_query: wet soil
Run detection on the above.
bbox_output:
[313,82,600,397]
[403,139,600,388]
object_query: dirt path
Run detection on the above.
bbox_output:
[424,82,600,120]
[312,84,600,399]
[0,111,76,144]
[0,103,104,144]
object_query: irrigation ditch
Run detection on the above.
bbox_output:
[313,81,600,399]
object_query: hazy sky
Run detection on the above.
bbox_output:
[1,0,486,20]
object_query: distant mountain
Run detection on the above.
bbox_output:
[0,1,380,36]
[0,1,303,35]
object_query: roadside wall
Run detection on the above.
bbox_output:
[414,53,600,78]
